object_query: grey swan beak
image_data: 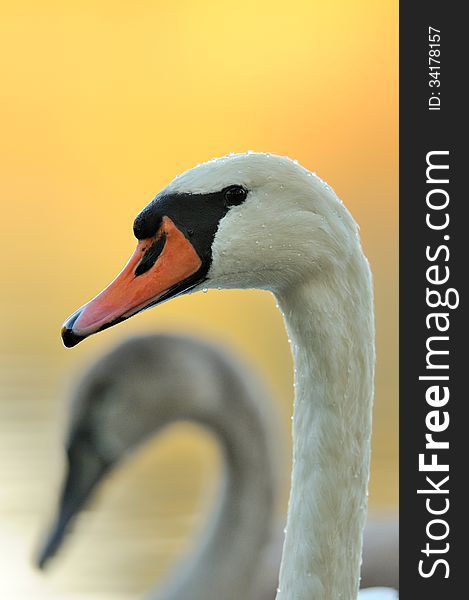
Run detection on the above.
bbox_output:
[36,435,111,569]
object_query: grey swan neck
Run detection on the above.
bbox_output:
[151,361,276,600]
[275,250,375,600]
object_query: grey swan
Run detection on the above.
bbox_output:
[38,333,278,600]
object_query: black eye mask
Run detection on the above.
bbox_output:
[133,185,248,271]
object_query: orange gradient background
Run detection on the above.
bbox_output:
[0,1,397,597]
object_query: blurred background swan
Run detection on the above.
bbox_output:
[37,334,398,598]
[37,334,279,600]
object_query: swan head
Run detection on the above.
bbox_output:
[37,334,214,568]
[62,153,359,347]
[37,333,273,569]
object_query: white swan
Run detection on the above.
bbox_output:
[37,333,278,599]
[61,152,397,599]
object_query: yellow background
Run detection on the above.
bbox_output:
[0,1,397,597]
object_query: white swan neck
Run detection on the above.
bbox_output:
[276,256,375,600]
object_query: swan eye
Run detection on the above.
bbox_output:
[223,185,248,206]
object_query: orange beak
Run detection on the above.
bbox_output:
[61,216,202,347]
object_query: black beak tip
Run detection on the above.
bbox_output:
[35,529,61,571]
[36,550,49,571]
[61,309,86,347]
[61,326,85,348]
